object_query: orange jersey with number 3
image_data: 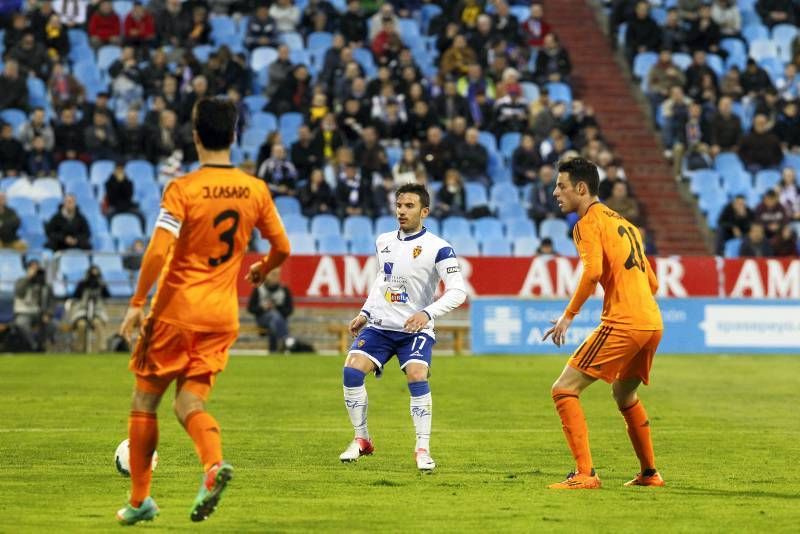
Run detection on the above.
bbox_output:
[149,165,285,332]
[570,202,662,330]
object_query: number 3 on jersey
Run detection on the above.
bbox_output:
[617,225,645,272]
[209,210,240,267]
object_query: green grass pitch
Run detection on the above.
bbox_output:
[1,353,798,533]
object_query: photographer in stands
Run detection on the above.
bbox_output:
[12,259,55,352]
[68,265,111,352]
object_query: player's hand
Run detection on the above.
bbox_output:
[245,262,267,287]
[349,314,368,337]
[119,306,145,345]
[542,314,573,347]
[404,311,430,333]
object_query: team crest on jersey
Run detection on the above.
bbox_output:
[358,339,366,348]
[384,285,409,304]
[413,246,422,259]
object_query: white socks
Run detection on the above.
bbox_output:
[343,385,369,440]
[410,392,432,451]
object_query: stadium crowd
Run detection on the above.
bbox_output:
[615,0,800,256]
[0,0,647,267]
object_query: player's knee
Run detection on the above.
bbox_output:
[612,387,638,409]
[344,352,374,373]
[405,366,428,383]
[131,389,160,412]
[551,381,580,399]
[343,366,366,387]
[173,396,205,425]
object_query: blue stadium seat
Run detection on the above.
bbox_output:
[93,233,116,253]
[92,252,132,297]
[424,218,440,236]
[19,214,43,235]
[8,197,37,217]
[68,28,90,48]
[289,232,316,254]
[721,38,747,70]
[546,82,572,104]
[490,182,519,209]
[133,179,160,204]
[281,213,308,234]
[125,160,155,183]
[110,213,144,244]
[386,146,402,168]
[473,217,504,241]
[449,235,479,256]
[758,57,783,82]
[465,183,488,211]
[310,214,341,237]
[706,54,724,78]
[352,47,376,76]
[243,94,268,115]
[633,51,658,80]
[280,32,304,51]
[31,179,63,201]
[240,128,269,152]
[279,112,304,132]
[0,251,25,293]
[520,82,540,103]
[68,44,94,65]
[27,77,47,108]
[510,5,530,22]
[58,160,89,182]
[250,46,278,71]
[720,169,752,196]
[478,130,498,154]
[250,111,278,131]
[38,197,61,220]
[307,31,333,51]
[442,216,471,242]
[687,169,721,196]
[0,108,26,132]
[349,234,376,255]
[714,152,745,174]
[112,1,133,17]
[481,238,512,257]
[748,38,778,61]
[497,202,527,221]
[783,153,800,174]
[343,215,373,239]
[192,44,214,63]
[772,23,798,61]
[375,215,397,235]
[317,234,348,254]
[552,234,576,256]
[724,238,742,258]
[539,218,569,239]
[505,218,537,240]
[512,236,541,257]
[97,45,122,73]
[57,251,91,285]
[499,133,521,162]
[754,169,781,193]
[90,160,116,187]
[742,23,769,44]
[420,4,443,33]
[210,15,237,40]
[274,196,301,216]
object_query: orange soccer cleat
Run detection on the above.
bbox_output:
[548,470,602,490]
[624,469,665,487]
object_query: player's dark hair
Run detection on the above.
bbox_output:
[557,157,600,196]
[192,97,238,151]
[396,183,430,208]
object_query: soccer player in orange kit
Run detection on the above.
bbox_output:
[115,97,290,524]
[543,157,665,490]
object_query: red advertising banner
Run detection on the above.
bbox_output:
[234,254,794,306]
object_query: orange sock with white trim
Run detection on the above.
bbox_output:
[621,399,655,471]
[552,389,594,475]
[129,411,158,507]
[184,411,223,472]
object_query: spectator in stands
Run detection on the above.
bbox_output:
[290,125,322,181]
[493,2,520,45]
[407,99,438,143]
[392,147,426,185]
[521,2,552,48]
[433,79,470,129]
[755,189,789,239]
[659,7,688,52]
[355,125,389,178]
[371,17,402,65]
[179,74,209,123]
[686,3,721,54]
[368,3,398,41]
[156,0,190,49]
[468,14,494,63]
[88,0,121,47]
[756,0,795,28]
[185,5,211,47]
[105,162,142,221]
[720,66,744,100]
[529,163,560,224]
[84,111,119,161]
[625,1,662,64]
[777,167,800,219]
[647,49,687,112]
[4,12,29,52]
[13,259,55,352]
[123,238,146,271]
[772,224,798,256]
[435,169,467,219]
[299,168,335,217]
[739,113,783,171]
[246,5,277,50]
[48,62,85,112]
[709,95,742,155]
[53,107,85,162]
[43,13,70,62]
[660,85,692,156]
[639,226,659,256]
[118,109,146,160]
[456,127,489,184]
[140,49,169,97]
[676,101,713,173]
[124,1,156,52]
[18,108,55,153]
[685,50,719,101]
[537,237,556,256]
[0,122,26,177]
[8,31,50,80]
[0,193,24,251]
[511,133,541,185]
[248,267,293,353]
[605,180,641,224]
[373,174,397,216]
[45,194,91,251]
[775,63,800,102]
[677,0,703,23]
[301,0,338,34]
[440,34,478,78]
[54,0,88,28]
[741,59,774,97]
[717,194,754,253]
[264,45,292,99]
[340,0,367,45]
[534,33,572,85]
[335,162,373,218]
[711,0,742,40]
[26,135,55,178]
[270,0,301,34]
[68,265,111,352]
[268,65,311,115]
[307,93,330,130]
[739,223,774,257]
[109,46,145,110]
[258,144,299,197]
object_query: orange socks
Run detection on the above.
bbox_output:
[184,411,223,472]
[621,399,655,471]
[129,411,158,507]
[552,389,594,474]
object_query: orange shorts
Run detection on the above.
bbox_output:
[568,325,662,385]
[130,319,238,396]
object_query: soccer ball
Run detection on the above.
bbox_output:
[114,439,158,477]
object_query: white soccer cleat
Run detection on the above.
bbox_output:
[339,437,374,462]
[415,448,436,471]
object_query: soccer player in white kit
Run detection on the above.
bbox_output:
[339,183,467,471]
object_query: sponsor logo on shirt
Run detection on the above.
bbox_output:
[384,285,410,303]
[446,266,460,273]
